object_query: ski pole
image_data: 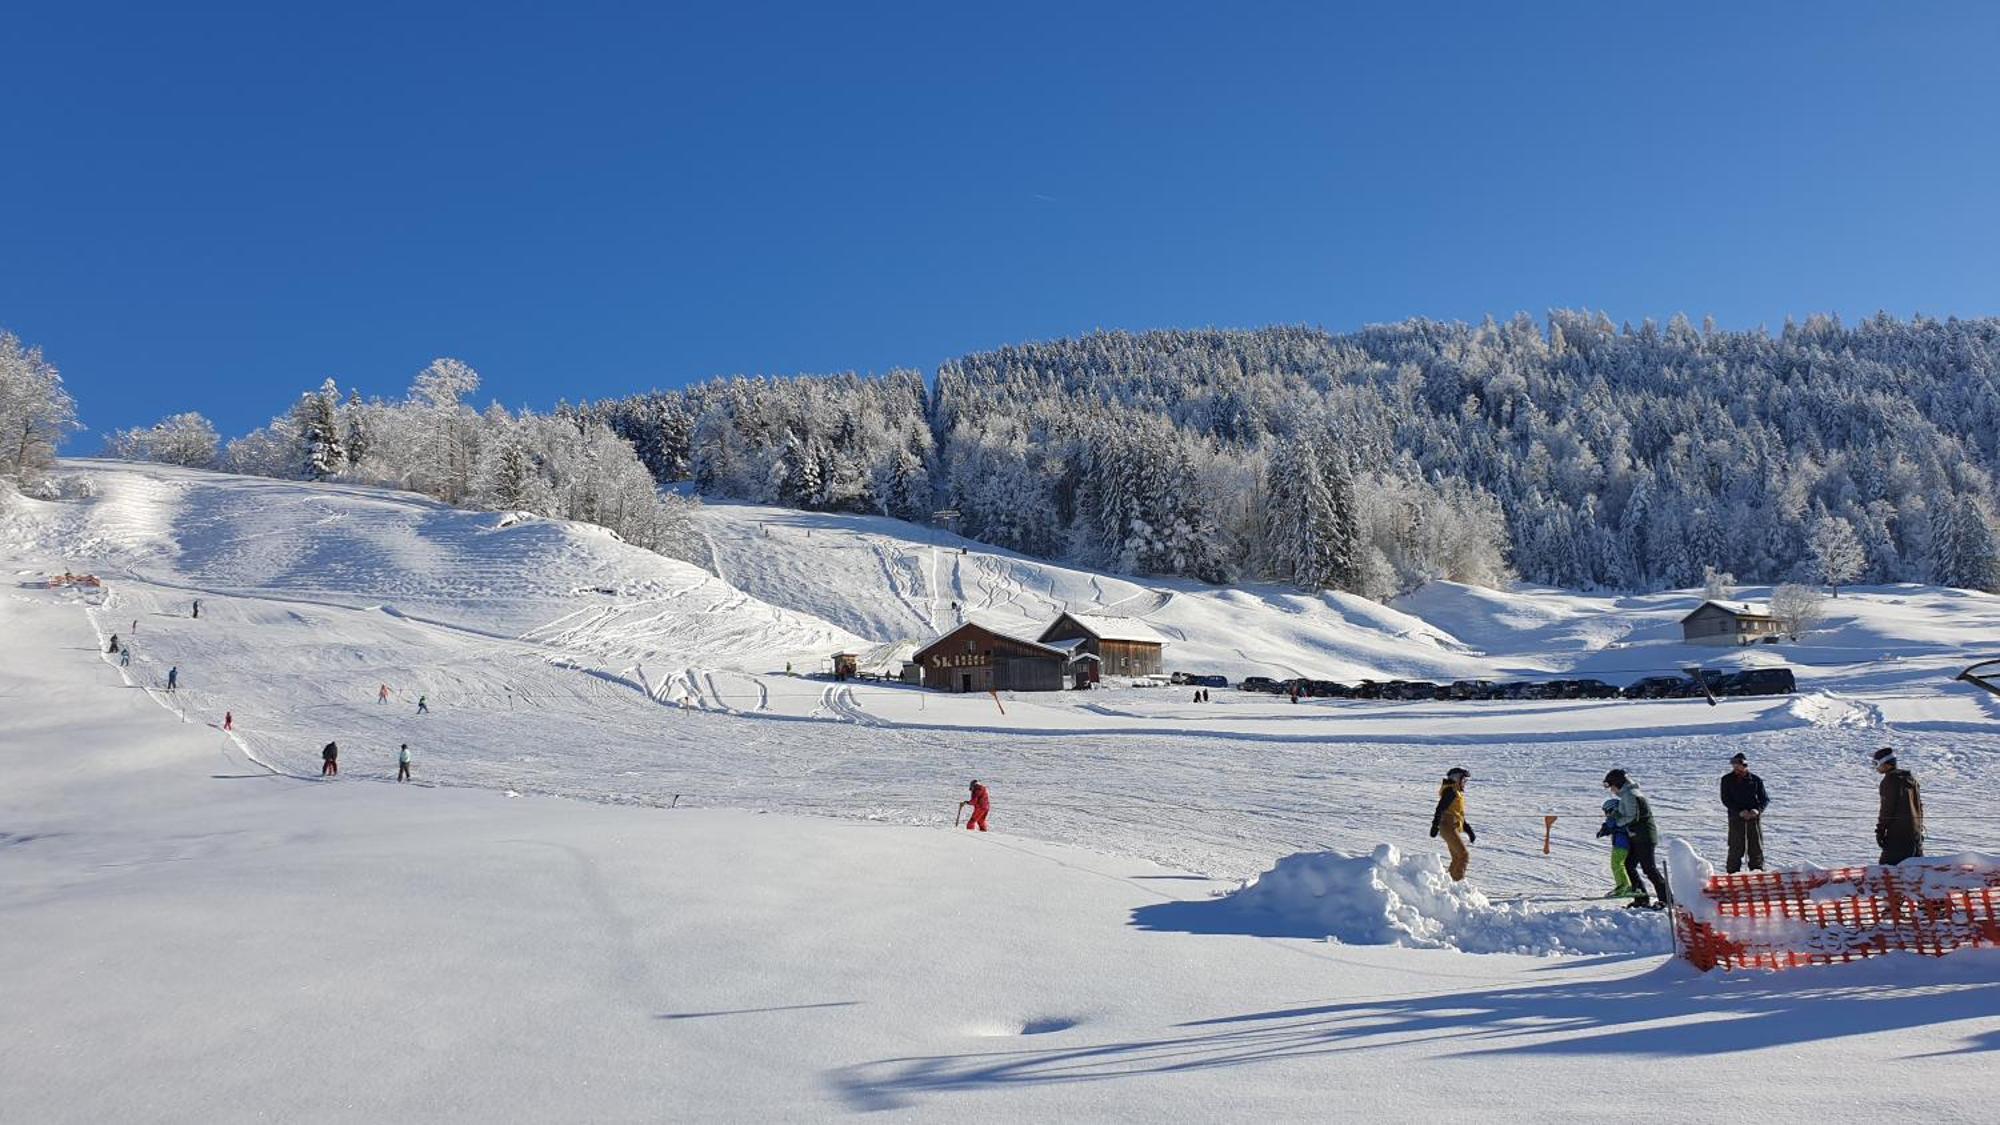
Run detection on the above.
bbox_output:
[953,804,964,828]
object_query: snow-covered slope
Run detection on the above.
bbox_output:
[7,460,2000,889]
[8,587,1997,1121]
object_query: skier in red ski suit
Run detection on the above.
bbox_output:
[961,780,990,832]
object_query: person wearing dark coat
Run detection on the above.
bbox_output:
[321,741,339,778]
[1873,747,1924,865]
[1719,752,1770,873]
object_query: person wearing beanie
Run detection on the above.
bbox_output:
[1873,747,1924,864]
[1603,769,1671,908]
[1429,767,1475,882]
[1596,797,1637,898]
[1719,752,1770,873]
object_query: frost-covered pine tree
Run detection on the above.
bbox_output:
[291,378,345,480]
[409,358,481,502]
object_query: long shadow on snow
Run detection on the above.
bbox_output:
[829,961,1997,1112]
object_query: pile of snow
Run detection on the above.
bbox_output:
[1195,844,1672,956]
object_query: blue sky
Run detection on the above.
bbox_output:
[6,2,1999,442]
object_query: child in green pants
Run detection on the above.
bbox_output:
[1597,798,1637,897]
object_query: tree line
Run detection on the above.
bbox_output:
[589,312,2000,596]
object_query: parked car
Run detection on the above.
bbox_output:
[1240,676,1283,694]
[1543,679,1582,699]
[1486,681,1528,700]
[1572,678,1620,699]
[1403,681,1440,700]
[1623,675,1692,699]
[1191,673,1229,689]
[1305,679,1349,698]
[1720,668,1796,696]
[1448,680,1497,700]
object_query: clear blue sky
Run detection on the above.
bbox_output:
[7,2,1999,442]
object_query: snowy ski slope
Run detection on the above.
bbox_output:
[6,461,2000,888]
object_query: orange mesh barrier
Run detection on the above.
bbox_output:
[1673,858,2000,971]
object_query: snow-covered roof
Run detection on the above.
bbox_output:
[1041,636,1091,655]
[1050,612,1169,644]
[1685,599,1775,621]
[912,620,1068,660]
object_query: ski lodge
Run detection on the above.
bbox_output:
[1680,600,1783,646]
[1037,612,1167,683]
[908,612,1169,692]
[910,621,1075,692]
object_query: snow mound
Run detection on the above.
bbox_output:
[1189,844,1671,956]
[1787,692,1885,729]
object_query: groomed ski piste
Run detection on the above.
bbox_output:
[4,460,1997,1121]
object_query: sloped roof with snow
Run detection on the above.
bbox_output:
[1684,599,1775,621]
[1048,612,1170,644]
[912,619,1068,661]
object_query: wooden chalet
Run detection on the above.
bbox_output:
[1038,612,1167,683]
[911,621,1070,692]
[1680,600,1782,646]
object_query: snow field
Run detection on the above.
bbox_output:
[4,464,2000,1118]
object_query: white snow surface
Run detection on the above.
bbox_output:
[4,462,2000,1119]
[1150,843,1674,956]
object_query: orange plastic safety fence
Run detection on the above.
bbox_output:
[1673,858,2000,972]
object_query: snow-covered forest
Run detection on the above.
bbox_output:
[105,359,708,567]
[591,312,2000,595]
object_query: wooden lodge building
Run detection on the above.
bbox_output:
[1680,600,1783,646]
[910,621,1073,693]
[1038,612,1167,684]
[909,612,1170,693]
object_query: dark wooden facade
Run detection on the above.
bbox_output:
[1038,613,1165,682]
[911,622,1067,692]
[1681,601,1782,646]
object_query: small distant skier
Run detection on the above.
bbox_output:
[131,618,139,634]
[1720,752,1769,873]
[397,743,412,783]
[416,695,429,715]
[166,665,179,692]
[1429,767,1475,881]
[321,741,339,777]
[107,633,120,654]
[119,647,132,668]
[1604,769,1670,908]
[223,711,234,732]
[192,599,201,619]
[1596,798,1637,898]
[378,683,390,704]
[1873,747,1924,865]
[960,780,991,832]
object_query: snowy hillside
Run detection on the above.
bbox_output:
[6,459,1999,889]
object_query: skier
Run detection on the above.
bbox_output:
[1429,767,1475,881]
[119,647,132,668]
[223,711,234,732]
[192,599,201,619]
[1595,798,1637,898]
[416,695,429,715]
[1719,752,1769,873]
[106,634,120,654]
[960,780,991,832]
[1604,769,1670,908]
[1873,747,1925,864]
[378,683,390,704]
[397,743,412,783]
[321,741,339,777]
[166,666,179,692]
[131,618,138,634]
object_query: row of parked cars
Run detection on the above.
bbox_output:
[1225,667,1797,701]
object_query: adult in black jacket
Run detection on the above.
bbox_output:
[1873,747,1924,864]
[1719,752,1769,873]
